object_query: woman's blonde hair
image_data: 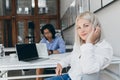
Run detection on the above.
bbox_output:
[74,11,103,46]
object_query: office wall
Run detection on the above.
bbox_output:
[95,0,120,56]
[60,0,75,45]
[60,0,73,18]
[96,1,120,79]
[62,27,75,45]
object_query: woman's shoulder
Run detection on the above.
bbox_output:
[96,39,112,49]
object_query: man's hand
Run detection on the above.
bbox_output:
[48,50,52,55]
[53,50,59,54]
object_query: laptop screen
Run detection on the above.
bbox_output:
[16,43,39,61]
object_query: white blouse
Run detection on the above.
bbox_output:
[59,40,113,80]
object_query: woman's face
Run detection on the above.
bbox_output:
[76,18,93,41]
[43,29,52,40]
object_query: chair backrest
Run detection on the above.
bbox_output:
[82,72,100,80]
[55,29,62,37]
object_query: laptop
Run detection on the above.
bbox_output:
[16,43,49,62]
[36,43,49,58]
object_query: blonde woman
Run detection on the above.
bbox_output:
[45,11,113,80]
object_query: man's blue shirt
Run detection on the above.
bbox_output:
[40,36,66,53]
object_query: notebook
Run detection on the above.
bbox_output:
[16,43,48,62]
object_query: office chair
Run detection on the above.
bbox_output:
[82,72,100,80]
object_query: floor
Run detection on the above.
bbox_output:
[8,67,69,80]
[8,69,37,80]
[8,69,57,80]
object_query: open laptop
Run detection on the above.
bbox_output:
[36,43,49,58]
[16,43,49,62]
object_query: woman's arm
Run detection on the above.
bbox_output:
[79,26,113,74]
[58,52,72,68]
[80,41,113,74]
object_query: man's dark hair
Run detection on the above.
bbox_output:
[41,24,56,39]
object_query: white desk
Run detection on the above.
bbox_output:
[4,47,16,53]
[0,53,120,80]
[0,53,69,80]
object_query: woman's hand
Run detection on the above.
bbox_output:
[56,63,63,75]
[86,26,101,44]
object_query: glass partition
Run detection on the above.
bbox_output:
[17,21,25,43]
[49,20,57,28]
[16,0,35,15]
[39,19,56,29]
[0,20,12,47]
[0,0,12,16]
[17,21,35,43]
[38,0,57,15]
[0,21,3,44]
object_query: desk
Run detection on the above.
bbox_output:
[0,53,69,80]
[4,47,16,53]
[0,53,120,80]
